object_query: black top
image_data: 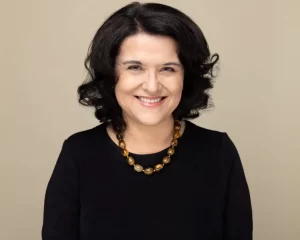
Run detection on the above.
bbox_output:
[42,120,252,240]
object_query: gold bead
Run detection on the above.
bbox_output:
[171,139,178,147]
[127,156,135,166]
[154,164,163,172]
[162,156,171,164]
[173,130,180,139]
[134,164,143,172]
[116,133,123,140]
[121,148,129,157]
[174,120,181,130]
[119,140,126,149]
[167,147,175,156]
[144,168,154,175]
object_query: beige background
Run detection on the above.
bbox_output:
[1,0,299,239]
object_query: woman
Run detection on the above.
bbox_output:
[42,2,252,239]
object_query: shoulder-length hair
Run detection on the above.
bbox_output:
[78,1,219,132]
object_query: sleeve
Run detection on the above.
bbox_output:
[221,133,253,240]
[42,139,80,240]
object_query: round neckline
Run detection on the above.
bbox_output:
[103,120,189,157]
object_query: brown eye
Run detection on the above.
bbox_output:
[128,65,142,71]
[161,67,175,72]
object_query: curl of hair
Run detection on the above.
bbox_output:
[78,1,219,132]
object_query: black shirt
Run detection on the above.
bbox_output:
[42,120,253,240]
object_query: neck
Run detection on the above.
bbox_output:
[123,117,175,154]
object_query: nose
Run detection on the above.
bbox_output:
[142,70,160,94]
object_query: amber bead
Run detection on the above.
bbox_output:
[127,156,135,166]
[167,147,175,156]
[116,133,123,140]
[134,164,143,172]
[162,156,171,164]
[144,168,154,175]
[174,121,181,131]
[121,148,129,157]
[171,139,178,147]
[154,164,163,172]
[173,130,180,139]
[119,140,126,149]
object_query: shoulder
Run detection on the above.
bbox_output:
[183,120,238,157]
[184,120,226,144]
[63,123,107,150]
[182,121,242,175]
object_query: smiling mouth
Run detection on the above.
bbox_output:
[135,96,166,103]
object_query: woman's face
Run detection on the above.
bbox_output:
[115,33,184,127]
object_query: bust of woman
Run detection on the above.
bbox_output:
[42,2,252,239]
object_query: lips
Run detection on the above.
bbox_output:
[137,97,163,103]
[135,96,167,106]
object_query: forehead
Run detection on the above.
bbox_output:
[117,33,179,63]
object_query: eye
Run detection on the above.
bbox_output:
[127,65,143,71]
[161,67,175,72]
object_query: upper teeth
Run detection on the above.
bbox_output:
[139,97,162,103]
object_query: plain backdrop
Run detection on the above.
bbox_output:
[0,0,299,239]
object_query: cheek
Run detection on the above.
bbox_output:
[114,76,137,104]
[115,75,129,95]
[170,78,184,97]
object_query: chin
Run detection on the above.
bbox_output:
[134,115,170,127]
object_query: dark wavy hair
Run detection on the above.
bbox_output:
[78,1,219,132]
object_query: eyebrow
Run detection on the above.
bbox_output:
[121,60,182,67]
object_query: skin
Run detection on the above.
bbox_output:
[107,33,185,154]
